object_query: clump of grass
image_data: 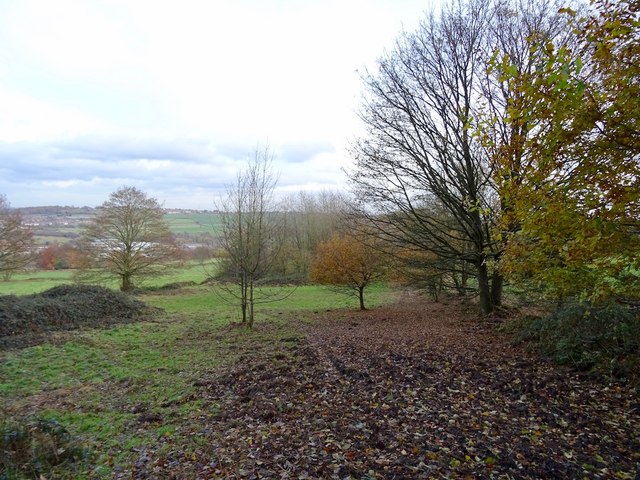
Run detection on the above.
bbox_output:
[0,416,88,479]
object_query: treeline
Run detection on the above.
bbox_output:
[16,206,95,215]
[215,190,347,281]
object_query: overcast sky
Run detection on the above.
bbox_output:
[0,0,434,209]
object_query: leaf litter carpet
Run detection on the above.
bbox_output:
[132,295,640,479]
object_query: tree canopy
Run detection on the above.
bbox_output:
[310,232,386,310]
[0,194,33,280]
[78,186,180,291]
[491,0,640,302]
[349,0,570,313]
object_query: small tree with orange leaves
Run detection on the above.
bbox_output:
[310,233,386,310]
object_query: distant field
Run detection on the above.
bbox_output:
[164,213,223,236]
[28,212,223,245]
[34,235,78,245]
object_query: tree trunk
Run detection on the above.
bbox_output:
[358,285,366,310]
[248,280,255,328]
[121,273,133,292]
[241,278,248,325]
[461,265,469,291]
[241,300,247,325]
[476,262,494,315]
[431,281,439,303]
[453,273,463,296]
[454,263,470,296]
[490,272,503,308]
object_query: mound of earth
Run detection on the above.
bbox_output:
[0,285,152,348]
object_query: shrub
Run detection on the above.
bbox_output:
[513,301,640,383]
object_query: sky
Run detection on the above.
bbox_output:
[0,0,435,209]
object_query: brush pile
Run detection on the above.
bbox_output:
[0,285,151,348]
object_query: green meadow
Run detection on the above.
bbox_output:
[0,265,392,478]
[0,261,217,296]
[29,212,222,246]
[163,212,223,235]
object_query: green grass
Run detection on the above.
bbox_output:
[0,269,76,295]
[1,309,263,477]
[0,261,217,296]
[280,283,391,311]
[0,282,394,478]
[164,212,223,235]
[140,261,217,288]
[144,283,392,315]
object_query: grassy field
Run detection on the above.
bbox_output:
[144,283,390,318]
[0,262,217,296]
[29,212,222,245]
[33,235,79,246]
[0,269,74,296]
[0,276,392,478]
[164,212,223,235]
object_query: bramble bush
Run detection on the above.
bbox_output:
[513,301,640,384]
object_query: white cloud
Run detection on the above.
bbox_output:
[0,0,435,207]
[6,0,139,79]
[0,87,104,142]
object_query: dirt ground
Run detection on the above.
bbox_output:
[126,294,640,479]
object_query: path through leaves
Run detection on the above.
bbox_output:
[131,295,640,479]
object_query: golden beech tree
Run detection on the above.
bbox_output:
[491,0,640,302]
[310,233,386,310]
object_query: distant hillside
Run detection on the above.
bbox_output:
[164,212,223,236]
[15,206,221,246]
[17,206,94,215]
[16,206,216,216]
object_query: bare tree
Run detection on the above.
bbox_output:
[349,0,572,314]
[0,195,34,280]
[350,0,502,314]
[78,186,181,291]
[273,190,349,278]
[218,146,285,328]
